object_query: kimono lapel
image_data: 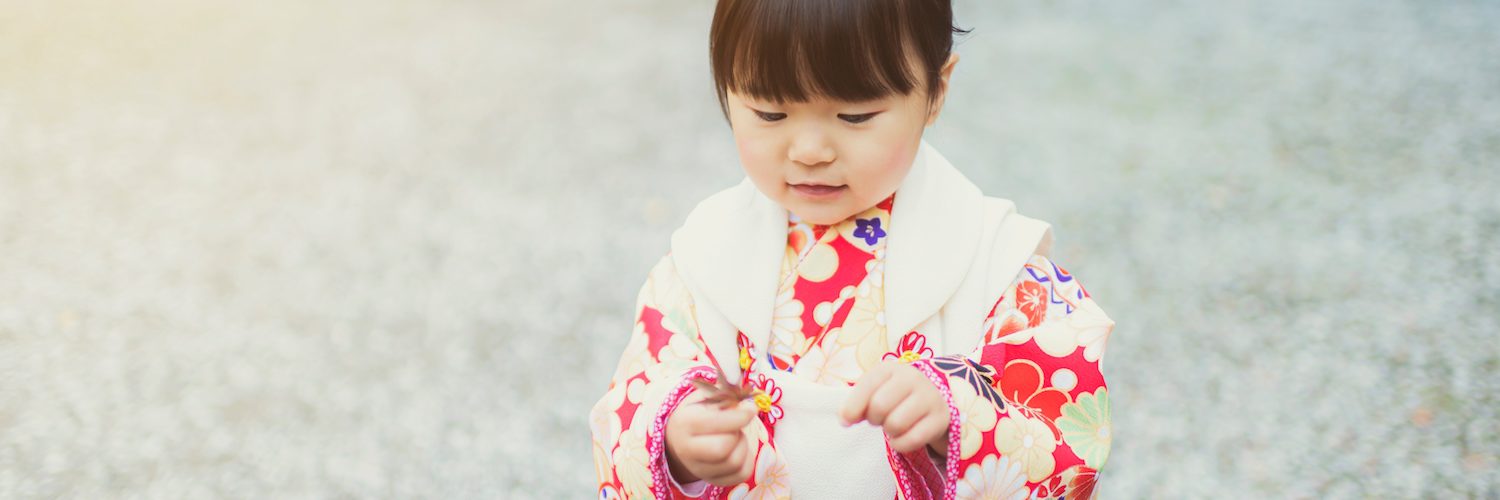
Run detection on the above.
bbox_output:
[882,141,985,338]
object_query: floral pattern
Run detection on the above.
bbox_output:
[913,254,1112,498]
[1056,389,1111,469]
[748,373,785,426]
[999,359,1072,424]
[952,380,1000,460]
[884,331,935,363]
[737,332,757,377]
[1061,465,1100,500]
[853,217,887,246]
[956,455,1029,500]
[589,193,1114,498]
[993,414,1058,482]
[1030,475,1069,500]
[728,446,791,500]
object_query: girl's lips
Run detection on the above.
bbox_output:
[790,183,846,199]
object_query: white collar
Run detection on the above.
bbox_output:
[670,140,985,344]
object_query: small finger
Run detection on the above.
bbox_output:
[840,363,894,425]
[688,433,739,464]
[865,379,913,426]
[695,443,742,479]
[704,439,754,486]
[666,404,704,439]
[695,454,738,480]
[880,397,927,437]
[693,403,757,435]
[730,441,758,484]
[889,412,950,453]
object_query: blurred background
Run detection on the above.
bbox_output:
[1,0,1496,497]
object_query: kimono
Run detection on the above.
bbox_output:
[590,140,1114,499]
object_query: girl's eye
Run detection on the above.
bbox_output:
[838,112,879,124]
[754,110,787,122]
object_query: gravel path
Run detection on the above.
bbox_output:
[1,0,1496,497]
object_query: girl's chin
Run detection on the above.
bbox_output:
[787,205,854,226]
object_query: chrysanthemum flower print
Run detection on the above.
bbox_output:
[956,455,1028,500]
[729,447,791,500]
[863,248,886,288]
[1014,280,1049,328]
[657,331,707,367]
[837,291,890,371]
[1056,388,1111,469]
[993,414,1058,482]
[795,341,862,386]
[953,379,999,460]
[771,287,804,340]
[610,431,653,499]
[766,287,805,368]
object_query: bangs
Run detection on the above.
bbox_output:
[711,0,960,114]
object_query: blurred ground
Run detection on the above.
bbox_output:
[1,0,1496,498]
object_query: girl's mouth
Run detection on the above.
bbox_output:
[789,183,846,200]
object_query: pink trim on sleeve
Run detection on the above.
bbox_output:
[909,359,962,500]
[886,442,946,500]
[884,440,916,498]
[646,365,729,499]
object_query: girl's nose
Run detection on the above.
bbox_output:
[788,129,835,167]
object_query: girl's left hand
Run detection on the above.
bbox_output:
[838,360,951,455]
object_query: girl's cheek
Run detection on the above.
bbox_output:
[883,140,916,176]
[735,135,766,168]
[735,135,782,185]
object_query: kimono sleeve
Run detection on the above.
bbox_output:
[589,255,759,499]
[909,255,1114,499]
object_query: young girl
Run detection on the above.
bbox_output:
[590,1,1114,498]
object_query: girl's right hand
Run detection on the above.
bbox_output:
[664,390,759,487]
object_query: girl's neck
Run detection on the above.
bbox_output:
[799,192,897,233]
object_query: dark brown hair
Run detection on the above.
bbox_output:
[710,0,968,117]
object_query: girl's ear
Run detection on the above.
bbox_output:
[925,53,960,126]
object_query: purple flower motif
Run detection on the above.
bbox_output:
[853,217,886,245]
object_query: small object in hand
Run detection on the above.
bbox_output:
[690,366,756,410]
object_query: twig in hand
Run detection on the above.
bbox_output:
[690,366,756,410]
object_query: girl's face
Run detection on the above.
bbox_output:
[727,55,959,226]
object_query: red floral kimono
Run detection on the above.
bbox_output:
[591,142,1113,499]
